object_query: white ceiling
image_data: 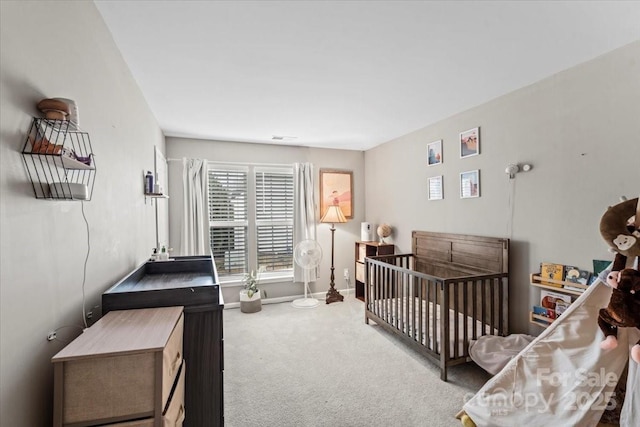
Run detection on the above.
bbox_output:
[95,1,640,151]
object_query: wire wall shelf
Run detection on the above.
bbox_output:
[21,118,96,200]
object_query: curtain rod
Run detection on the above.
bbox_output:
[167,158,294,167]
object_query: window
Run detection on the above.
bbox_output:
[208,168,248,276]
[208,164,294,282]
[255,169,294,272]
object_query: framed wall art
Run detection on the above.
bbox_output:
[427,140,443,166]
[428,175,443,200]
[319,169,353,219]
[460,170,480,198]
[460,127,480,158]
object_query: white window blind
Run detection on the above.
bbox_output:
[208,168,248,276]
[255,168,294,272]
[208,164,294,281]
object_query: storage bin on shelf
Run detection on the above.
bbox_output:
[21,118,95,200]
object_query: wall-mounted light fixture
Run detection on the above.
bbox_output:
[505,163,533,179]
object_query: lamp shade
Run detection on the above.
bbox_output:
[320,205,347,224]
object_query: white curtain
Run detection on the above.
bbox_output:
[293,162,318,282]
[180,158,208,256]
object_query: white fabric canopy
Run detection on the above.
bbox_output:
[469,334,536,376]
[180,158,208,256]
[463,277,640,427]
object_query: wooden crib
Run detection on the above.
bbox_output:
[364,231,509,381]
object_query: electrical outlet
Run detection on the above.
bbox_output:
[47,332,57,341]
[343,268,349,279]
[86,305,100,321]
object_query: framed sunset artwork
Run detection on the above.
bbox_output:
[319,169,353,219]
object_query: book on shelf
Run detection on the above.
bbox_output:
[587,275,600,286]
[540,289,572,311]
[593,259,612,276]
[564,266,591,286]
[563,265,591,292]
[533,305,555,320]
[555,300,570,317]
[539,262,565,287]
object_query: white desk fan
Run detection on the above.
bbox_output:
[292,239,322,308]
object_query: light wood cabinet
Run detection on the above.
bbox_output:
[52,306,185,427]
[354,241,394,301]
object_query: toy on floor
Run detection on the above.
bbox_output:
[598,197,640,363]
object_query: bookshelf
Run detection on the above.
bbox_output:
[529,274,590,328]
[354,241,394,301]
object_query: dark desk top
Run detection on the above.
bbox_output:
[103,255,222,310]
[108,272,215,293]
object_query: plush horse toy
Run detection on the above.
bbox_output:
[598,197,640,362]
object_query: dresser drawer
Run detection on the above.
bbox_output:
[356,262,365,283]
[357,244,367,262]
[163,361,186,427]
[162,313,184,407]
[61,353,156,424]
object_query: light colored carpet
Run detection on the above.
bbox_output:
[223,294,491,427]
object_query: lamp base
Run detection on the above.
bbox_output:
[326,287,344,304]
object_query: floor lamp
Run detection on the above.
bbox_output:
[320,204,347,304]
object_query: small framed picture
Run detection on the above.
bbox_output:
[460,127,480,158]
[460,170,480,198]
[428,175,443,200]
[427,140,443,166]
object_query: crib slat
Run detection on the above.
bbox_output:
[492,279,496,335]
[480,279,486,336]
[380,263,384,319]
[375,263,380,318]
[424,280,429,348]
[441,282,450,377]
[463,280,469,354]
[397,269,401,331]
[401,269,404,333]
[381,263,386,321]
[408,271,413,338]
[402,270,407,335]
[472,279,477,340]
[418,277,423,344]
[387,265,392,324]
[453,282,459,359]
[388,264,393,324]
[498,278,504,334]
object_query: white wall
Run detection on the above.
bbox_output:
[365,41,640,335]
[166,138,365,304]
[0,2,164,425]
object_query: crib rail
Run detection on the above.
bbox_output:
[364,253,509,380]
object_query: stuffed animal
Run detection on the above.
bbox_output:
[598,197,640,362]
[599,197,640,259]
[598,264,640,362]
